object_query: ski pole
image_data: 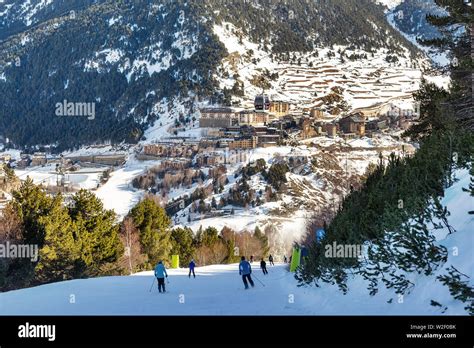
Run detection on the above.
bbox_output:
[252,274,265,287]
[149,277,156,292]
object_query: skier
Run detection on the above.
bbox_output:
[260,259,268,275]
[250,255,254,263]
[269,254,274,266]
[239,256,254,289]
[189,259,196,278]
[283,255,287,263]
[154,260,168,293]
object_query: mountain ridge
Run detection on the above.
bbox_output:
[0,0,426,150]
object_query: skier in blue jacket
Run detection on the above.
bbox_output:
[154,261,168,293]
[189,259,196,278]
[239,256,255,289]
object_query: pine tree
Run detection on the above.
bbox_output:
[202,227,219,247]
[437,266,474,315]
[11,178,53,246]
[130,198,172,267]
[2,163,15,181]
[462,167,474,214]
[405,79,450,139]
[419,0,473,131]
[35,195,79,282]
[170,227,195,265]
[70,190,123,276]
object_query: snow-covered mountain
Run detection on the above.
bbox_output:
[0,0,452,263]
[0,0,427,150]
[388,0,444,40]
[0,0,99,40]
[212,20,430,113]
[383,0,450,66]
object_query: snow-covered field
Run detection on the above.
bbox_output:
[15,165,104,191]
[92,155,162,219]
[212,21,440,114]
[0,261,466,315]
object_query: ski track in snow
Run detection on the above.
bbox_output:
[0,264,310,315]
[95,161,149,219]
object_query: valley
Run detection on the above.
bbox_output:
[0,0,471,321]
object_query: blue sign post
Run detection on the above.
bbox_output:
[315,228,325,243]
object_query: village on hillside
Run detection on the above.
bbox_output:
[0,85,419,252]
